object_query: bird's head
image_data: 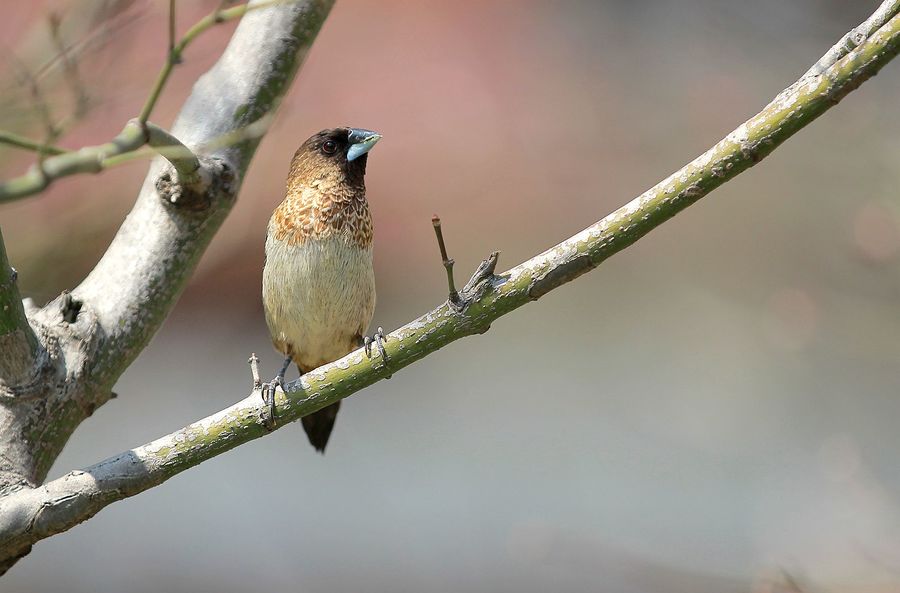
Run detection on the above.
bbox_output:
[288,127,382,189]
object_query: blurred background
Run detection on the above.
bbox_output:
[3,0,900,591]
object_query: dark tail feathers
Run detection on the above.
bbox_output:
[301,401,341,453]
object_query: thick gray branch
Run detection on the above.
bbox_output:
[74,0,334,390]
[2,6,898,569]
[0,0,334,572]
[0,230,40,386]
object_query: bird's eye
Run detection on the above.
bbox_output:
[322,140,337,155]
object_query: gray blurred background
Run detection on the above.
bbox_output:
[3,1,900,591]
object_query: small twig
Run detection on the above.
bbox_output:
[9,56,60,164]
[34,7,147,84]
[169,0,175,57]
[431,215,461,307]
[48,12,90,119]
[166,0,181,64]
[0,121,146,202]
[18,74,57,146]
[214,0,238,22]
[103,112,274,170]
[0,113,271,203]
[462,252,499,292]
[139,0,291,124]
[248,353,261,390]
[142,120,203,188]
[459,251,500,311]
[0,131,67,156]
[0,2,285,203]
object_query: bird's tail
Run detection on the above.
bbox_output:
[301,401,341,453]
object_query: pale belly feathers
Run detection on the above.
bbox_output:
[262,234,376,371]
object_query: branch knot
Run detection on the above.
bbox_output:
[156,157,234,212]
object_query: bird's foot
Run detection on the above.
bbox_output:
[260,377,280,430]
[364,327,391,378]
[364,326,388,359]
[249,353,274,430]
[259,356,291,430]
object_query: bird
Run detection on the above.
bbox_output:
[261,127,385,452]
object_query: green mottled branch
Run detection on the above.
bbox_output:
[2,5,898,565]
[0,122,146,202]
[0,120,215,203]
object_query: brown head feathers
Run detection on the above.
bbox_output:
[271,127,381,249]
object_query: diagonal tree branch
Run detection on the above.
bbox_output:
[2,2,898,569]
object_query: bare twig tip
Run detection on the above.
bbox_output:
[431,214,459,303]
[248,353,261,389]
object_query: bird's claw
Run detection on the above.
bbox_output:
[364,327,390,377]
[260,375,282,430]
[364,326,388,360]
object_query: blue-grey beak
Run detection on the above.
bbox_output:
[346,128,382,162]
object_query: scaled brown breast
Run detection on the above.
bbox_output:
[271,173,373,250]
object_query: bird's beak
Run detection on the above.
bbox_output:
[346,128,382,162]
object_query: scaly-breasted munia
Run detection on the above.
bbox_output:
[262,127,383,452]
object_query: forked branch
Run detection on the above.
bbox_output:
[0,0,294,203]
[0,0,337,573]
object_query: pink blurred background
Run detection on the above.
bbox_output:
[3,1,900,591]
